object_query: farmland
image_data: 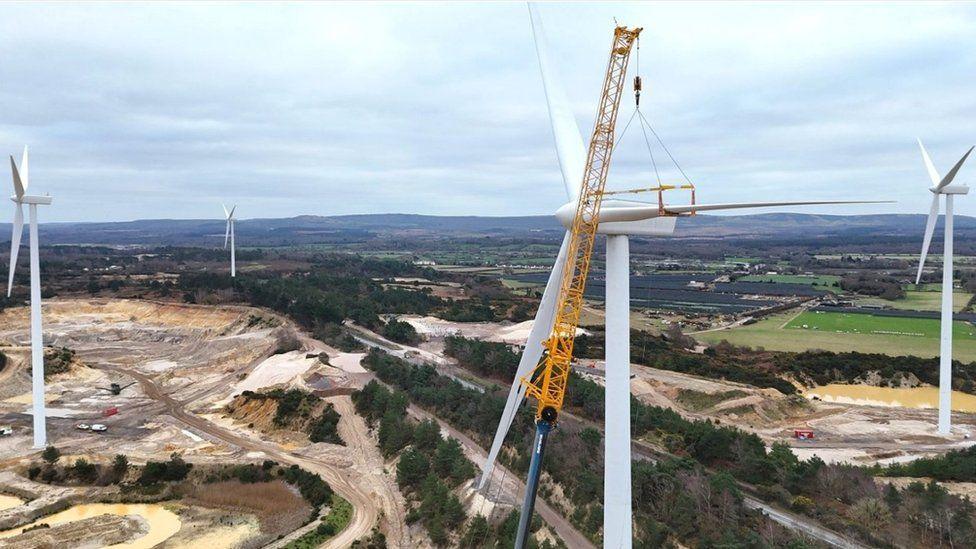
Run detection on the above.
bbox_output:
[857,289,973,312]
[696,310,976,362]
[786,310,976,339]
[505,272,787,313]
[713,281,827,297]
[739,274,840,286]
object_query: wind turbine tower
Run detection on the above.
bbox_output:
[6,146,52,448]
[915,140,973,435]
[480,7,889,547]
[223,204,237,277]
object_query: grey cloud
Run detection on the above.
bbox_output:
[0,2,974,222]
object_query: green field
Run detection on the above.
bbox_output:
[909,283,944,292]
[786,311,976,340]
[696,310,976,362]
[857,290,973,313]
[499,278,542,290]
[739,274,840,286]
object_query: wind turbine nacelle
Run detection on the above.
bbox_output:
[11,195,53,205]
[598,216,677,236]
[933,184,969,195]
[554,200,678,236]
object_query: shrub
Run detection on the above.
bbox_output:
[112,454,129,482]
[308,404,344,445]
[381,318,421,345]
[791,495,815,514]
[41,446,60,465]
[138,453,192,485]
[849,497,892,530]
[281,465,333,508]
[71,458,98,483]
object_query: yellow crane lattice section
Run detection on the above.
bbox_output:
[521,24,642,419]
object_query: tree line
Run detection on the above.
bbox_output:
[360,348,822,546]
[352,380,477,546]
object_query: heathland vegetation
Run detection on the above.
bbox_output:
[360,349,818,546]
[169,254,535,349]
[364,346,976,547]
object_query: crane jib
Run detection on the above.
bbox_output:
[519,25,642,422]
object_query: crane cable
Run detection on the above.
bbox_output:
[617,34,693,189]
[639,110,694,187]
[631,36,683,404]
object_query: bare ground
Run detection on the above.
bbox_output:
[0,298,410,547]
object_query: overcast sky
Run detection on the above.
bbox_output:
[1,1,975,222]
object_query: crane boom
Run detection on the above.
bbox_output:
[514,23,641,549]
[521,24,641,421]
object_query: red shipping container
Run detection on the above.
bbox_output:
[103,406,119,417]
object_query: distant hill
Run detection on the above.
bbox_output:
[0,212,971,247]
[675,212,975,238]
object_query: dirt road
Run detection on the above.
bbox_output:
[742,498,870,549]
[100,365,383,549]
[404,403,597,549]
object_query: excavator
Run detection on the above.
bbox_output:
[513,21,641,549]
[96,382,136,396]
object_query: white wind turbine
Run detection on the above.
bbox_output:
[479,6,886,547]
[223,204,236,277]
[914,140,973,435]
[6,146,52,448]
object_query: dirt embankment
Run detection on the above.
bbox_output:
[2,514,147,549]
[624,363,811,429]
[226,395,282,431]
[225,393,319,443]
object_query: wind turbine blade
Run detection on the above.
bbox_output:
[20,146,28,192]
[224,220,231,249]
[528,3,586,201]
[662,199,891,215]
[229,205,236,219]
[479,230,570,490]
[936,146,974,191]
[918,139,942,187]
[222,203,229,219]
[9,156,24,200]
[7,204,23,297]
[560,199,891,225]
[916,193,940,284]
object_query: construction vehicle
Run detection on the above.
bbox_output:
[97,382,136,396]
[513,21,641,549]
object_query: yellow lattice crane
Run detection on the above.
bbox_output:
[513,22,641,549]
